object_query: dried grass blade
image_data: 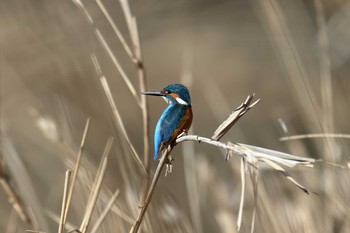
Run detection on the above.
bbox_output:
[63,117,90,225]
[79,137,113,233]
[111,205,134,224]
[95,0,135,61]
[260,158,311,194]
[94,29,140,103]
[25,230,47,233]
[280,133,350,141]
[129,148,170,233]
[71,0,139,103]
[58,170,71,233]
[130,17,142,60]
[1,134,45,230]
[212,94,260,141]
[248,165,258,233]
[119,0,134,44]
[0,176,32,225]
[90,189,120,233]
[236,157,246,231]
[99,75,146,173]
[46,210,77,232]
[240,143,315,165]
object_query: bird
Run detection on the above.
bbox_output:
[142,84,193,160]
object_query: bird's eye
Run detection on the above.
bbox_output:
[164,90,170,94]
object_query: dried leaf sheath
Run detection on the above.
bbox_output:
[212,94,260,141]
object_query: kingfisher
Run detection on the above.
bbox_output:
[142,84,193,160]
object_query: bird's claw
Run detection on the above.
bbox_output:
[177,130,189,139]
[165,155,174,176]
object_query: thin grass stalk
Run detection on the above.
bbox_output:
[129,148,170,233]
[91,53,145,172]
[259,158,310,194]
[0,176,32,226]
[176,135,315,165]
[90,189,120,233]
[58,170,71,233]
[111,205,134,224]
[314,2,335,231]
[183,129,203,233]
[25,231,47,233]
[94,0,151,177]
[249,166,258,233]
[180,49,203,232]
[236,157,246,231]
[119,0,135,48]
[119,0,151,193]
[98,75,146,173]
[280,133,350,141]
[72,0,140,104]
[95,0,135,62]
[314,0,333,139]
[63,117,90,226]
[46,210,77,232]
[255,0,322,127]
[79,137,113,233]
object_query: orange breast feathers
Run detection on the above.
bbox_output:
[170,107,193,142]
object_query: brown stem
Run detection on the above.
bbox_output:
[129,149,170,233]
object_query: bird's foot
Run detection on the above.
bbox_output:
[165,155,174,176]
[177,130,189,139]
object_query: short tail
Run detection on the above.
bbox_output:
[154,152,160,161]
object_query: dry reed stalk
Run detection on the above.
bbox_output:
[62,117,90,226]
[110,204,134,224]
[91,54,146,173]
[255,0,321,127]
[95,0,135,61]
[79,137,114,233]
[58,170,71,233]
[180,49,203,233]
[248,165,258,233]
[118,0,152,204]
[314,0,334,141]
[182,128,203,233]
[0,136,39,229]
[72,0,140,104]
[90,189,120,233]
[212,94,260,141]
[46,210,77,232]
[314,1,336,230]
[25,230,47,233]
[280,133,350,141]
[236,157,246,231]
[129,147,171,233]
[0,165,32,226]
[128,130,314,232]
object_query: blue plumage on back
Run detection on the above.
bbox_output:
[154,104,188,160]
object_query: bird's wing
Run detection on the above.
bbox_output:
[154,105,187,160]
[161,105,187,143]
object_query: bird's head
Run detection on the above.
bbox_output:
[142,84,191,105]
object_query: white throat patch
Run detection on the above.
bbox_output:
[162,96,172,104]
[176,97,189,105]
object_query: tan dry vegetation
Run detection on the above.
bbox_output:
[1,0,350,232]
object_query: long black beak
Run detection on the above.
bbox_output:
[141,90,165,96]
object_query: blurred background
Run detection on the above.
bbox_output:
[1,0,350,232]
